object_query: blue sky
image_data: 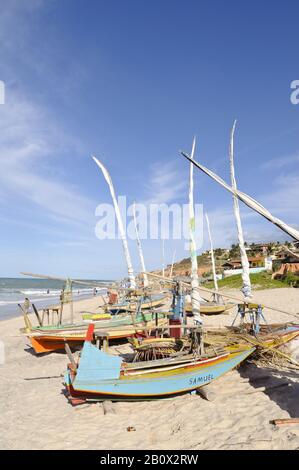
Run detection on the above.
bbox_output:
[0,0,299,279]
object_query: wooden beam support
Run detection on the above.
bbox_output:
[32,303,43,327]
[64,343,77,371]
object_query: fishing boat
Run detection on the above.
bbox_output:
[22,308,168,354]
[107,293,168,314]
[185,301,234,315]
[65,323,255,402]
[64,300,299,403]
[64,251,297,404]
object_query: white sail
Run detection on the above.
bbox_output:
[169,249,176,278]
[133,201,149,288]
[229,121,252,301]
[181,153,299,242]
[92,156,136,289]
[189,137,203,323]
[205,213,219,292]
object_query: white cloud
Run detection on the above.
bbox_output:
[143,160,187,204]
[202,172,299,249]
[0,91,95,232]
[261,152,299,170]
[259,174,299,223]
[0,1,45,52]
[45,240,91,248]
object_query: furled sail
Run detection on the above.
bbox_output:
[205,213,219,293]
[162,239,165,278]
[169,249,176,278]
[229,121,252,301]
[92,156,136,289]
[180,154,299,242]
[189,137,203,323]
[133,201,149,288]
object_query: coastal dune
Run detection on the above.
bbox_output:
[0,288,299,450]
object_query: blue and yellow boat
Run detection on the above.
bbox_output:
[65,324,255,402]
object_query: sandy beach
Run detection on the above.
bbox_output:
[1,288,299,450]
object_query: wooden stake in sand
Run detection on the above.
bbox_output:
[102,401,116,415]
[196,385,216,402]
[271,418,299,426]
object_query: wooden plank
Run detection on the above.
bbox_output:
[64,343,77,371]
[18,303,25,313]
[271,418,299,426]
[18,305,32,330]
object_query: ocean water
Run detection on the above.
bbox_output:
[0,277,111,319]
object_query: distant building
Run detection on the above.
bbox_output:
[222,257,265,270]
[272,251,299,279]
[250,243,270,254]
[222,256,270,278]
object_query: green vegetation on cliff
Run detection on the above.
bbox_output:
[205,271,287,290]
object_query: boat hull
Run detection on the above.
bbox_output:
[243,325,299,349]
[28,318,167,354]
[185,302,234,315]
[108,295,167,314]
[65,342,255,401]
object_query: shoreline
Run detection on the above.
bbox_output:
[0,291,107,327]
[0,291,105,323]
[0,277,113,321]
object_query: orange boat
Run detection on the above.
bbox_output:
[22,314,168,354]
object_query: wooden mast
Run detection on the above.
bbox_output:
[205,213,219,300]
[188,136,203,323]
[133,201,149,288]
[229,121,252,302]
[92,156,136,289]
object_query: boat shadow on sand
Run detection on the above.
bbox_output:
[23,336,134,358]
[239,362,299,418]
[23,344,81,357]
